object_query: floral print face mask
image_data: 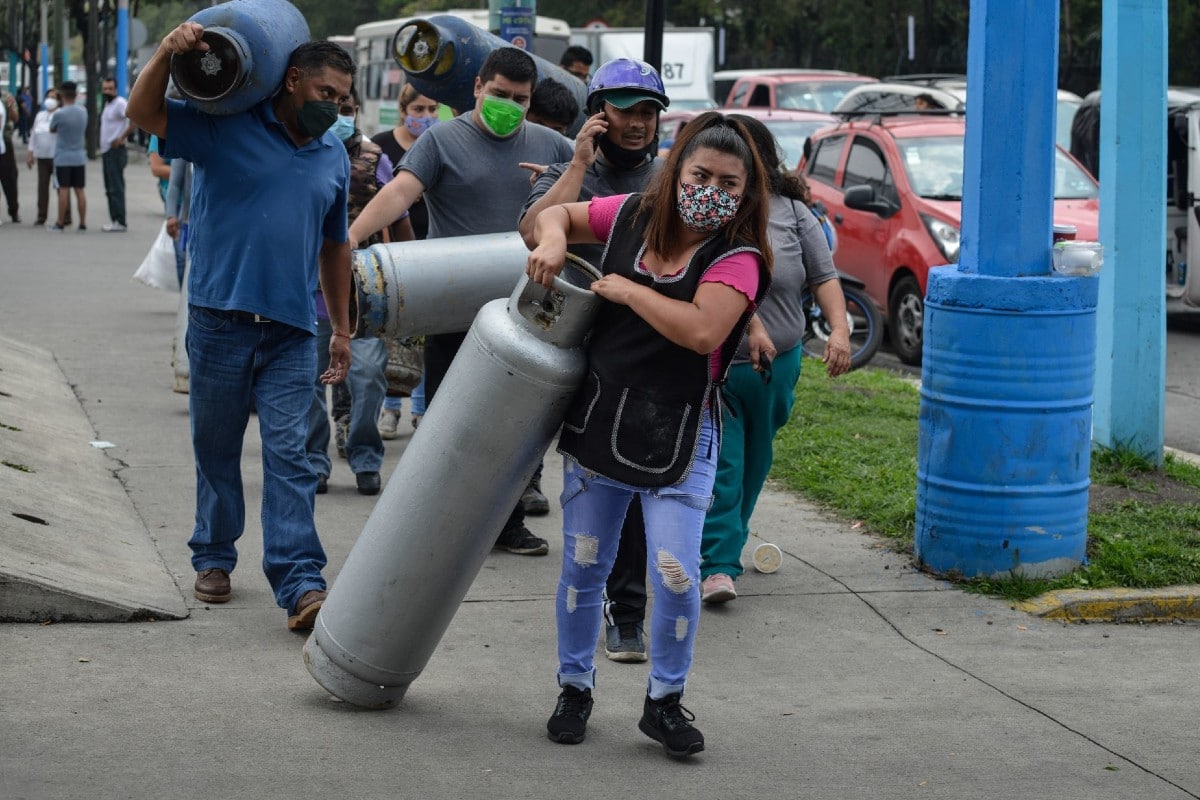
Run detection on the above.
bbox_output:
[676,181,741,233]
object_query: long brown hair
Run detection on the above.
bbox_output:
[726,113,811,205]
[635,111,774,273]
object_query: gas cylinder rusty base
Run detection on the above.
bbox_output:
[303,634,408,709]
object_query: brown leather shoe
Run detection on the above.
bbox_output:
[194,568,231,603]
[287,589,327,631]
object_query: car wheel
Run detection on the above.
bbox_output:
[888,275,924,366]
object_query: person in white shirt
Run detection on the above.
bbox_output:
[99,78,135,232]
[25,91,60,226]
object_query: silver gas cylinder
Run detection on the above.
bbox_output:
[353,232,533,341]
[304,256,601,708]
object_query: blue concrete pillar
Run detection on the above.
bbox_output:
[115,0,129,97]
[1092,0,1166,464]
[914,0,1098,578]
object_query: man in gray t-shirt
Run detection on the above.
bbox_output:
[348,46,573,557]
[48,81,88,231]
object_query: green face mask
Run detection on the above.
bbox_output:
[296,100,339,139]
[479,95,525,138]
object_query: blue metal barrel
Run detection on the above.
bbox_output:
[915,268,1100,578]
[170,0,310,115]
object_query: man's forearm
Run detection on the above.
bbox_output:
[519,161,587,248]
[320,241,353,335]
[126,45,173,137]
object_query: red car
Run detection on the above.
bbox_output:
[799,116,1099,364]
[722,70,877,113]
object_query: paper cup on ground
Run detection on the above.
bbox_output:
[752,542,782,573]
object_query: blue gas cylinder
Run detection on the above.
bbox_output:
[170,0,310,115]
[392,14,586,121]
[915,268,1100,578]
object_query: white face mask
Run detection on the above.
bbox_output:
[44,98,58,111]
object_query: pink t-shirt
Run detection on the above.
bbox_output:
[587,194,761,303]
[587,193,761,380]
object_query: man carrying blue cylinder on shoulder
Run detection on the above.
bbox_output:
[127,21,355,632]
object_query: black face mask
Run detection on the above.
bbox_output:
[295,100,338,139]
[597,133,655,170]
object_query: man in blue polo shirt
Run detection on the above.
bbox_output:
[127,23,355,631]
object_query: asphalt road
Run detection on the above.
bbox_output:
[866,317,1200,455]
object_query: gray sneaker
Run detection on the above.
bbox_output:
[605,621,648,663]
[334,414,349,459]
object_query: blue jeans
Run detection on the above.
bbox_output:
[306,319,389,476]
[186,305,327,612]
[382,373,427,415]
[556,418,718,700]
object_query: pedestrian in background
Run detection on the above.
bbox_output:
[128,23,356,631]
[164,154,192,288]
[49,81,87,232]
[370,83,439,438]
[307,87,405,497]
[17,85,33,143]
[26,89,59,227]
[559,45,593,83]
[526,78,578,136]
[698,114,851,604]
[0,90,20,223]
[99,77,136,231]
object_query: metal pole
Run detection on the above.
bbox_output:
[643,0,663,70]
[39,0,48,96]
[114,0,126,94]
[1092,0,1167,462]
[55,0,65,85]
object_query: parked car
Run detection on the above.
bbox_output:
[874,74,1082,150]
[834,81,966,115]
[657,107,837,169]
[799,115,1099,364]
[721,70,877,113]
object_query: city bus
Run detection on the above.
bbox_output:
[354,10,571,136]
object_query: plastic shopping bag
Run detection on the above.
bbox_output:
[132,221,180,292]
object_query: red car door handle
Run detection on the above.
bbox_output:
[834,214,844,224]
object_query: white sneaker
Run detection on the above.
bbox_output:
[102,222,127,232]
[378,408,401,440]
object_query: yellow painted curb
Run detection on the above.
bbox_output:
[1017,586,1200,622]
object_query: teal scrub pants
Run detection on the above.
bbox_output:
[700,344,803,580]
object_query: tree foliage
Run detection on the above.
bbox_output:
[5,0,1198,100]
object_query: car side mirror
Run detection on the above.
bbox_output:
[844,184,899,218]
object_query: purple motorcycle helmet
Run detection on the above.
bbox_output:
[586,58,670,114]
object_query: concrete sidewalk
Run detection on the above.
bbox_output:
[2,145,1199,800]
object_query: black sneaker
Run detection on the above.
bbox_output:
[520,478,550,516]
[638,693,705,757]
[547,686,593,744]
[315,474,328,495]
[494,525,549,555]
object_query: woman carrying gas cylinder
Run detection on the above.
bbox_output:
[525,111,773,758]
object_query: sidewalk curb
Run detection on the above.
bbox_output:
[1017,586,1200,622]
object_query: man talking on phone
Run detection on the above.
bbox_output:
[517,58,669,663]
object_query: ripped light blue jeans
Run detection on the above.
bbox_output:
[556,417,717,700]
